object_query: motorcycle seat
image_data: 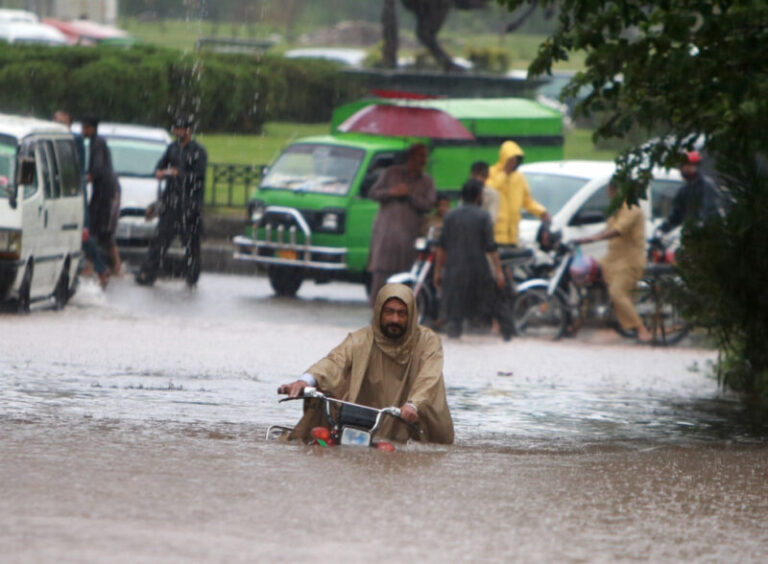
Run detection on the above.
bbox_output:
[499,247,534,263]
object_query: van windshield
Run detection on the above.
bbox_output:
[522,172,591,219]
[100,138,167,178]
[261,143,364,195]
[0,138,16,198]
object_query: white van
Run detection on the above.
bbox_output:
[0,114,84,311]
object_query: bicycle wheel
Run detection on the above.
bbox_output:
[513,287,569,340]
[633,276,691,345]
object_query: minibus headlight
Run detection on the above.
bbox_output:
[321,212,339,231]
[0,229,22,258]
[249,201,266,224]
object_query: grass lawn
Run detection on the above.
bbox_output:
[119,17,584,71]
[201,123,618,209]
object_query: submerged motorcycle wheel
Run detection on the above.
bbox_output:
[512,287,569,340]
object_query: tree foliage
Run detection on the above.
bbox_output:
[498,0,768,403]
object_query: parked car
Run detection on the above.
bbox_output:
[0,21,68,45]
[72,122,171,254]
[283,47,367,68]
[517,160,684,258]
[0,8,39,24]
[0,113,83,311]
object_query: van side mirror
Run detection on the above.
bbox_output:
[2,177,15,208]
[9,157,34,209]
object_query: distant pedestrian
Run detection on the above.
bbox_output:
[53,110,110,288]
[470,161,500,225]
[367,143,436,304]
[424,194,451,239]
[488,141,550,247]
[433,178,514,341]
[574,184,652,342]
[135,115,207,288]
[659,150,727,235]
[80,114,122,278]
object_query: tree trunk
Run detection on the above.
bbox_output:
[382,0,399,69]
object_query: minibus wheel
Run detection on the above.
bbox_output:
[54,259,71,310]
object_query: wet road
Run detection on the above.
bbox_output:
[2,274,767,562]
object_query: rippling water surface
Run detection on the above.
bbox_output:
[2,274,767,562]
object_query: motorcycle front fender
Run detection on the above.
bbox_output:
[515,278,550,294]
[387,272,418,287]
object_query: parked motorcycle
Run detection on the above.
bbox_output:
[387,229,440,324]
[387,226,544,326]
[512,233,690,344]
[266,387,419,450]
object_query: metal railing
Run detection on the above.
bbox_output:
[207,163,263,208]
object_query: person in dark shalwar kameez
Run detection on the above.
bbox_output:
[367,143,436,305]
[81,115,122,277]
[135,115,207,288]
[433,179,514,341]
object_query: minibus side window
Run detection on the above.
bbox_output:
[20,142,38,199]
[360,151,403,198]
[54,139,81,197]
[43,141,61,199]
[37,142,55,199]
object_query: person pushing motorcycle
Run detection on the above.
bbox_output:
[278,284,454,444]
[573,184,653,343]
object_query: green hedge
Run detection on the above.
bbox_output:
[0,44,366,132]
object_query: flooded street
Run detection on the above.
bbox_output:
[2,274,767,562]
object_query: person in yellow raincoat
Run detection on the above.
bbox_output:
[574,184,653,342]
[277,284,455,444]
[488,140,550,245]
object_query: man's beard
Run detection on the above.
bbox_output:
[381,323,406,340]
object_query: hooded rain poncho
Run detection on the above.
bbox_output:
[288,284,454,444]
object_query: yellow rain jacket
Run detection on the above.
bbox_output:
[488,141,547,245]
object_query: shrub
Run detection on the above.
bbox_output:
[465,46,511,74]
[0,44,364,131]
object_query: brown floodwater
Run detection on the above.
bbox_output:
[2,274,767,562]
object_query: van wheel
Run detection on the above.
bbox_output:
[267,266,303,297]
[54,260,71,310]
[17,262,32,314]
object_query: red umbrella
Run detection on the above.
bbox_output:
[337,104,475,140]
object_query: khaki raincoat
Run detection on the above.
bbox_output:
[288,284,454,444]
[488,141,546,245]
[601,203,646,330]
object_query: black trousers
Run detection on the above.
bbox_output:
[140,208,202,285]
[446,280,515,339]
